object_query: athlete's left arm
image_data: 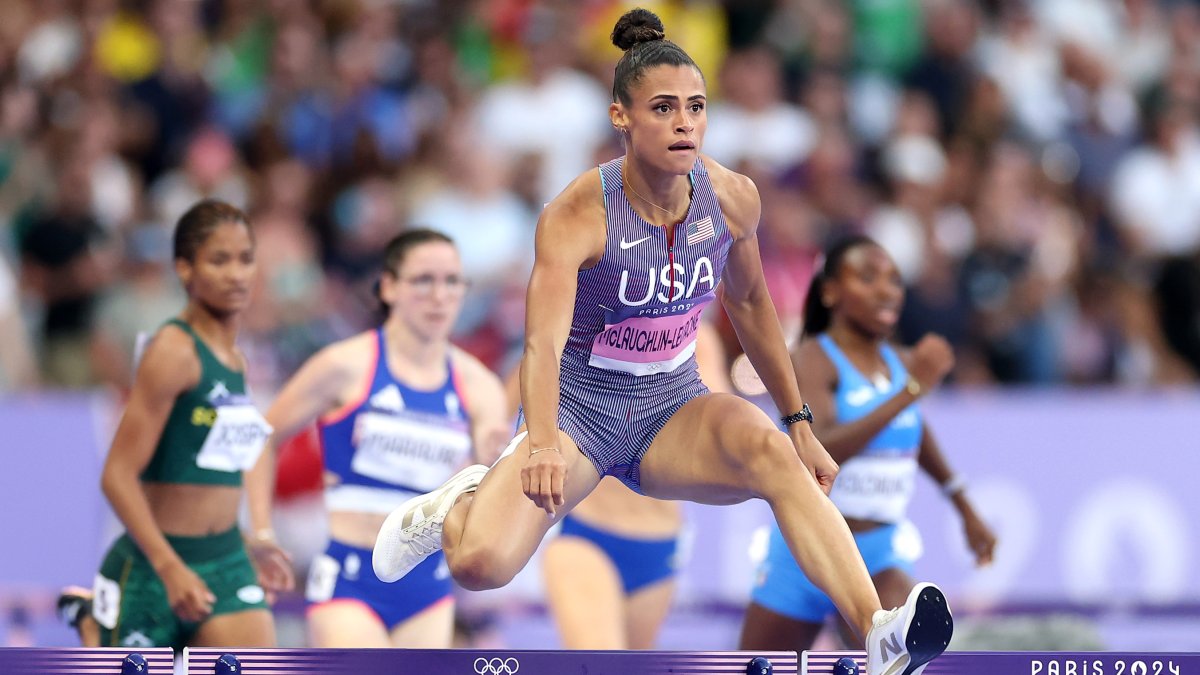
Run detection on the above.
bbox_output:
[916,424,997,566]
[712,162,838,493]
[895,347,997,565]
[452,349,512,466]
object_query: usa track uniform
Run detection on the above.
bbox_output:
[751,336,924,621]
[308,329,472,628]
[518,156,733,492]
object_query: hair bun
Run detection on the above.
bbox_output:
[611,8,665,51]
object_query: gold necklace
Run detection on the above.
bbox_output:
[622,161,688,224]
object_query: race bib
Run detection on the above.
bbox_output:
[588,295,713,376]
[195,404,273,473]
[828,455,918,523]
[92,574,121,629]
[350,412,471,492]
[305,553,340,603]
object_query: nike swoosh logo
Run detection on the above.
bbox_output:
[620,235,652,250]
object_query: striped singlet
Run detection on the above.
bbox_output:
[527,156,734,492]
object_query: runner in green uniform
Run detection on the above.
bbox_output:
[90,199,293,649]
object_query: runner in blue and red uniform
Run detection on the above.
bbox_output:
[246,229,509,648]
[376,10,953,674]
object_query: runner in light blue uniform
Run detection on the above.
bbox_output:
[740,236,997,657]
[749,334,924,623]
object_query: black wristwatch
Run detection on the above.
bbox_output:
[780,403,814,427]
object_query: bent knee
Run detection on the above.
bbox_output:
[738,429,809,494]
[449,546,518,591]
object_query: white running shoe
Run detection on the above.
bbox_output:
[372,464,489,583]
[865,582,954,675]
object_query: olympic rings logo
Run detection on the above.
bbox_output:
[473,657,520,675]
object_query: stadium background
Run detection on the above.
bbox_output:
[0,0,1198,653]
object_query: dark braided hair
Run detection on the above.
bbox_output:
[173,199,251,262]
[610,8,702,105]
[801,236,879,338]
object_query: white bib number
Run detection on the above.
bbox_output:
[350,412,471,492]
[828,455,917,523]
[195,404,273,473]
[305,553,341,603]
[92,574,121,629]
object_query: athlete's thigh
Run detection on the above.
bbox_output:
[308,601,391,648]
[389,599,454,649]
[739,602,824,653]
[190,609,276,648]
[624,579,676,649]
[639,393,784,504]
[543,537,626,649]
[455,430,603,567]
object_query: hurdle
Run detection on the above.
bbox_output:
[0,648,1193,674]
[184,648,800,675]
[0,647,174,674]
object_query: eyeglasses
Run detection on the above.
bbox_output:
[397,273,471,296]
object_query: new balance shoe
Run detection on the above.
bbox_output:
[865,582,953,675]
[373,464,489,582]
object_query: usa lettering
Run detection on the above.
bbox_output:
[618,257,715,306]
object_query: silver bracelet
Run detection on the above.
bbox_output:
[941,475,967,498]
[529,447,561,457]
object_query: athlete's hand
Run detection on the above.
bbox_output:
[909,334,955,392]
[522,446,567,517]
[961,506,997,567]
[790,425,838,495]
[158,559,215,622]
[248,538,295,599]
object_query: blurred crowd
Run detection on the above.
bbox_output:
[1,0,1200,395]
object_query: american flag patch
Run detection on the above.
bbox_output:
[686,216,715,246]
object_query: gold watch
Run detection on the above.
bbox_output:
[905,376,922,397]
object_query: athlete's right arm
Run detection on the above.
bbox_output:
[520,176,606,516]
[249,343,359,532]
[244,342,357,585]
[99,326,215,622]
